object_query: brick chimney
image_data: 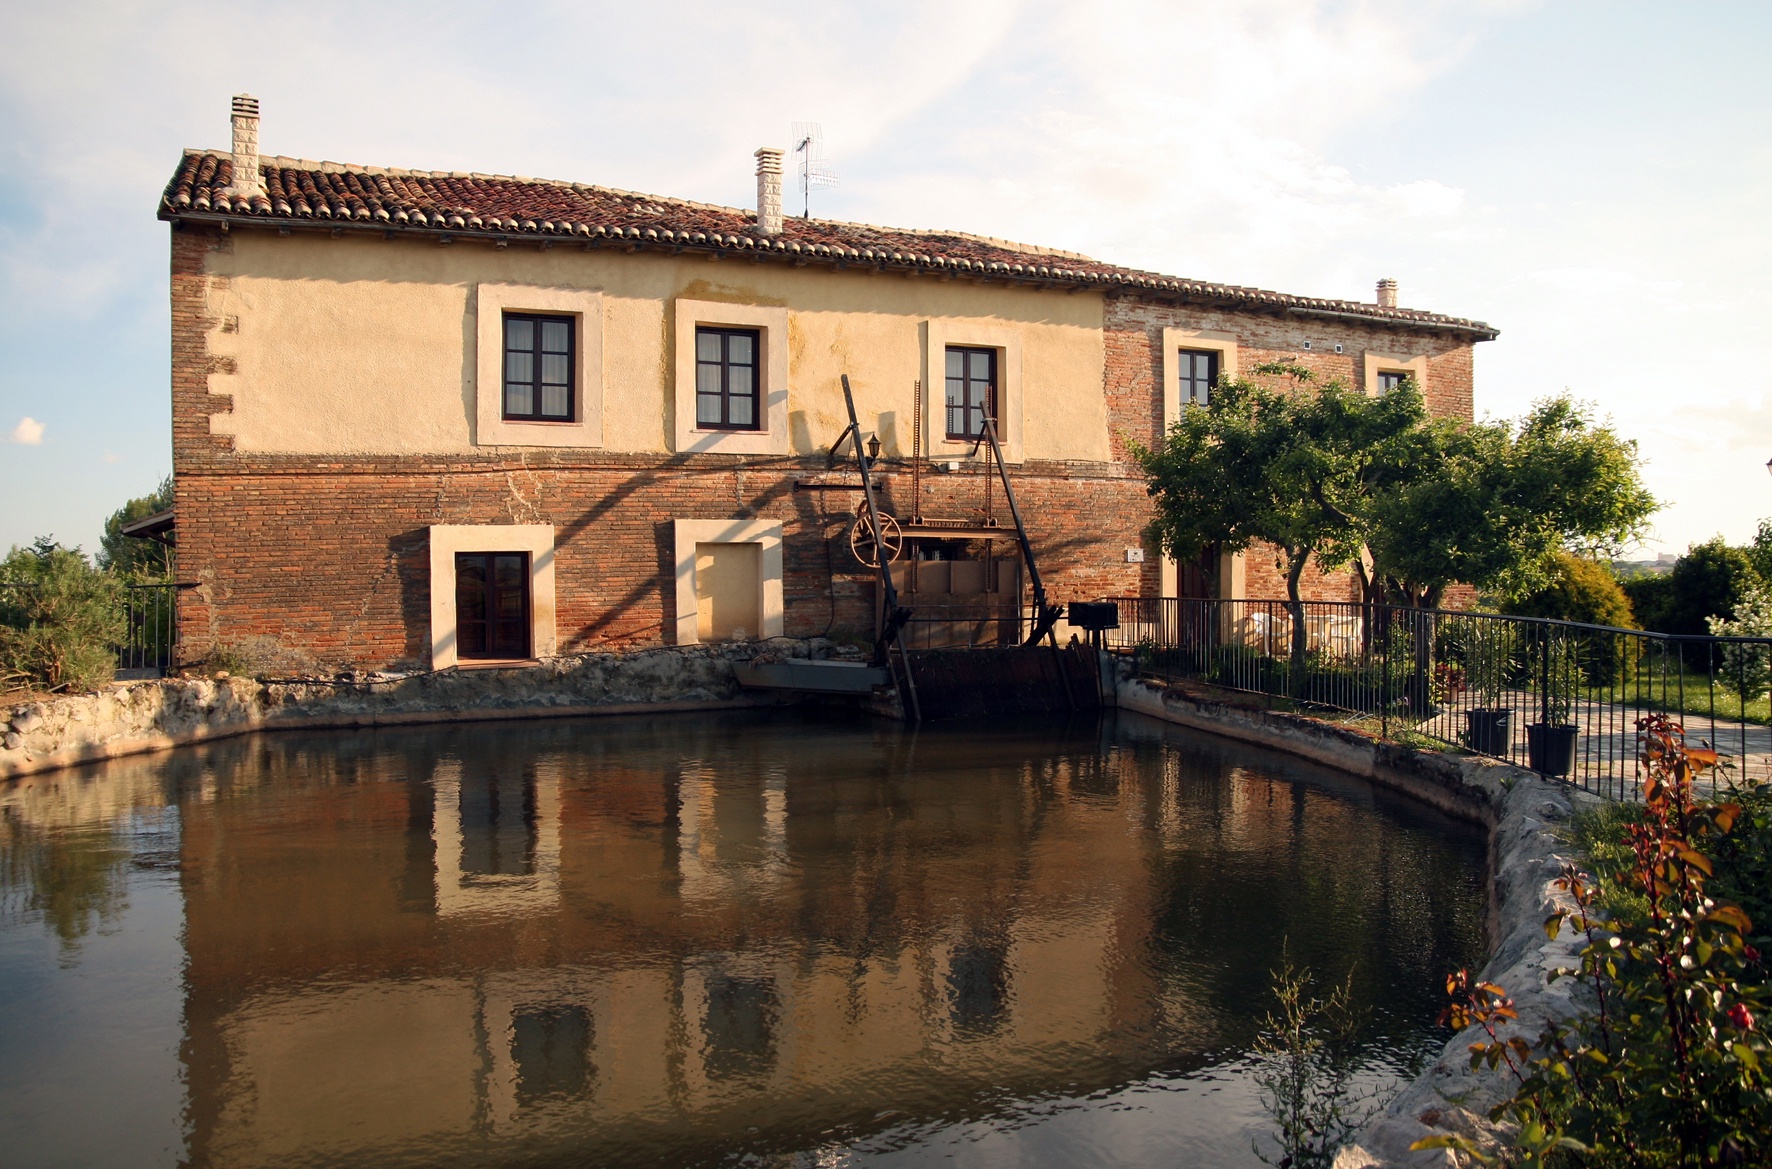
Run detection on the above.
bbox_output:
[1376,277,1398,309]
[755,147,785,236]
[227,94,265,199]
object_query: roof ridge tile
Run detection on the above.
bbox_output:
[158,150,1497,337]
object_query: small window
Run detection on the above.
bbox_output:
[503,313,575,422]
[945,346,998,440]
[456,551,531,659]
[512,1005,593,1104]
[1178,348,1219,406]
[1377,370,1412,393]
[695,327,762,431]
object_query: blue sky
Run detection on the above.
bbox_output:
[2,0,1768,558]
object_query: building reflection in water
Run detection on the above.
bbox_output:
[0,710,1486,1168]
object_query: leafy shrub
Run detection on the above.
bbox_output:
[1637,538,1762,638]
[0,540,124,693]
[1252,960,1375,1168]
[1508,553,1636,630]
[1706,583,1772,705]
[1621,572,1676,637]
[1419,716,1772,1166]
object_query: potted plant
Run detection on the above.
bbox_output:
[1463,620,1517,757]
[1527,633,1582,776]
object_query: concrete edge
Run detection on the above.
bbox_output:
[1117,676,1596,1169]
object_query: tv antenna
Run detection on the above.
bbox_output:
[791,122,838,218]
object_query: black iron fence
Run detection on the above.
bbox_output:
[119,583,179,676]
[1101,597,1772,800]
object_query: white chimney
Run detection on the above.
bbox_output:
[755,147,785,236]
[226,94,264,199]
[1376,277,1398,309]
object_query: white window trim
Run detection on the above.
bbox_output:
[921,320,1025,464]
[1160,328,1239,427]
[474,284,604,447]
[672,299,790,455]
[428,524,557,670]
[1363,351,1429,396]
[671,519,784,646]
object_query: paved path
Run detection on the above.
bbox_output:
[1414,690,1771,800]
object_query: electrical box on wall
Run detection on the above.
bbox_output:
[1125,548,1145,564]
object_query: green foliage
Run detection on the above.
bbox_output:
[1368,397,1656,608]
[1136,367,1425,691]
[1539,634,1583,725]
[1459,618,1522,708]
[1252,958,1376,1168]
[1419,717,1772,1167]
[1706,583,1772,705]
[0,539,125,693]
[1648,537,1762,637]
[1749,519,1772,585]
[1508,553,1637,629]
[98,476,174,580]
[1621,573,1676,636]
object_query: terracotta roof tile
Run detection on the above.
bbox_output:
[159,150,1497,338]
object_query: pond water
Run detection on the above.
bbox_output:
[0,709,1486,1169]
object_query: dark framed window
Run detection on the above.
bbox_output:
[455,552,531,659]
[1377,370,1412,393]
[1178,348,1219,406]
[695,327,762,431]
[945,346,998,440]
[503,313,575,422]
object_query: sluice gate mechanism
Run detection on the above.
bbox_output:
[738,374,1107,721]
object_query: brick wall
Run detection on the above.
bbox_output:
[172,452,1154,670]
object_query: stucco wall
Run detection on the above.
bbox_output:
[201,232,1109,462]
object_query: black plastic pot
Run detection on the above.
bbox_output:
[1465,708,1512,756]
[1527,723,1579,777]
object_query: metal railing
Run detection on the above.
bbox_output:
[119,583,179,675]
[1102,597,1772,800]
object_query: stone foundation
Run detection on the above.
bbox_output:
[0,641,840,781]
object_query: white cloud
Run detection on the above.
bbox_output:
[8,417,44,445]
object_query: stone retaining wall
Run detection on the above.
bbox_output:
[1118,677,1598,1169]
[0,641,832,781]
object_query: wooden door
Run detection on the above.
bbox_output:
[455,552,531,659]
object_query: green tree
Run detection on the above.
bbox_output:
[1621,572,1676,635]
[1659,537,1760,637]
[1748,518,1772,583]
[98,476,174,579]
[1366,397,1656,607]
[1136,364,1425,691]
[0,539,125,693]
[1507,552,1637,629]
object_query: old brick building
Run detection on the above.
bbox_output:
[157,96,1496,672]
